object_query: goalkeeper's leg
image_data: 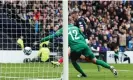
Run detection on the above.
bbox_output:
[86,54,118,77]
[70,52,87,77]
[83,46,118,77]
[71,60,87,77]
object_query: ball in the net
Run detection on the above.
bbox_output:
[23,47,32,55]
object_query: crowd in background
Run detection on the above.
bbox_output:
[69,1,133,52]
[0,1,63,51]
[1,1,63,36]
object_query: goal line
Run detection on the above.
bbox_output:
[0,76,62,80]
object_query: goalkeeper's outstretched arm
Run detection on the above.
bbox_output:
[40,28,63,42]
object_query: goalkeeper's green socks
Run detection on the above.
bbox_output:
[96,60,110,69]
[71,61,86,76]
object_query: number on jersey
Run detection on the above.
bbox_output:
[68,30,80,40]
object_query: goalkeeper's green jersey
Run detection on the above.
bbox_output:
[68,24,86,44]
[40,27,63,42]
[41,24,87,52]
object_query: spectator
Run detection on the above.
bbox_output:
[118,30,127,52]
[127,30,133,46]
[99,43,108,62]
[128,37,133,50]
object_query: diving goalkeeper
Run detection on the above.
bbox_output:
[41,24,118,77]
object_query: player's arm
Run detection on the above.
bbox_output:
[40,28,63,42]
[78,28,89,44]
[78,28,86,38]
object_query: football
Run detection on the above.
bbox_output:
[23,47,32,55]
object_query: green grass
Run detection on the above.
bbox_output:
[69,63,133,80]
[0,62,63,80]
[0,63,133,80]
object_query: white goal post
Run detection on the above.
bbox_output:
[63,0,68,80]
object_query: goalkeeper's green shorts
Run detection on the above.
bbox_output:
[70,44,95,61]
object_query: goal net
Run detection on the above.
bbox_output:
[0,0,67,80]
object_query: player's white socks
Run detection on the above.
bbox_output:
[110,66,118,77]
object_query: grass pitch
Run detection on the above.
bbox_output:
[0,63,133,80]
[69,63,133,80]
[0,62,63,80]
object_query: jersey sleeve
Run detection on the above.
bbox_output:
[40,28,63,42]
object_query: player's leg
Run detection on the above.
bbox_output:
[91,57,118,76]
[51,47,71,65]
[123,54,130,64]
[83,46,111,69]
[119,46,125,63]
[58,47,70,64]
[85,55,118,76]
[51,47,86,65]
[83,46,118,76]
[97,52,104,72]
[114,54,119,64]
[114,48,119,64]
[123,57,130,64]
[70,52,87,77]
[58,57,63,64]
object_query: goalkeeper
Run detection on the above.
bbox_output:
[41,24,118,77]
